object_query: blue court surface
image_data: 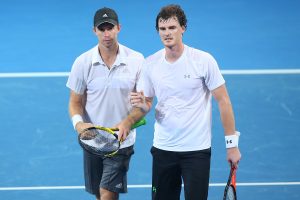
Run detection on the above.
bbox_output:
[1,0,300,200]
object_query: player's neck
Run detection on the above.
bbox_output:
[164,42,184,63]
[98,43,119,69]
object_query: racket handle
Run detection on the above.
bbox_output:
[231,167,237,188]
[110,118,147,131]
[131,118,146,129]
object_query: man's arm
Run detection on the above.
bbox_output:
[68,90,92,135]
[117,92,153,141]
[212,84,241,168]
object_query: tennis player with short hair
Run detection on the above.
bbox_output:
[66,7,144,200]
[130,4,241,200]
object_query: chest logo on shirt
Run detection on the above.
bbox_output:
[184,74,191,79]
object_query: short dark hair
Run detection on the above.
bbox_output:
[155,4,187,31]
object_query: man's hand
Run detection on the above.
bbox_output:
[114,119,132,141]
[226,147,241,168]
[130,91,149,112]
[76,122,95,140]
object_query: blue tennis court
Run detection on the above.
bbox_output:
[1,0,300,200]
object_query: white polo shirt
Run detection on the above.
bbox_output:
[67,44,144,148]
[138,45,225,151]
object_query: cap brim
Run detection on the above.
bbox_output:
[95,19,118,27]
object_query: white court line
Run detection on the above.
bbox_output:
[0,72,69,78]
[221,69,300,75]
[1,182,300,191]
[0,69,300,78]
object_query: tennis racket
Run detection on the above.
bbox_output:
[78,118,146,157]
[223,164,237,200]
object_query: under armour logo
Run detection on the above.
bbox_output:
[226,140,232,144]
[102,14,108,18]
[184,74,190,79]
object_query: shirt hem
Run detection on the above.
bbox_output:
[152,143,211,152]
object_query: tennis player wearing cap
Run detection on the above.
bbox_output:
[130,4,241,200]
[66,7,144,200]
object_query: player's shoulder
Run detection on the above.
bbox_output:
[75,45,97,63]
[144,49,164,65]
[119,44,144,60]
[185,45,216,63]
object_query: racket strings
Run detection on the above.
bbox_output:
[225,186,236,200]
[80,129,119,154]
[78,118,146,157]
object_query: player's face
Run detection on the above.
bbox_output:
[94,22,120,48]
[158,17,185,48]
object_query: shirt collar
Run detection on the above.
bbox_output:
[91,44,127,67]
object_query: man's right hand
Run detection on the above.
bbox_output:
[75,122,96,140]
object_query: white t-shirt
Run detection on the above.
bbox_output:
[67,44,144,148]
[138,45,225,151]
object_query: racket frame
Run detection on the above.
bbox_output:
[78,118,146,157]
[223,165,237,200]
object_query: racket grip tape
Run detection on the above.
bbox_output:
[131,118,146,129]
[110,117,146,131]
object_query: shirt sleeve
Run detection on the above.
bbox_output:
[66,57,87,94]
[203,53,225,91]
[136,62,155,98]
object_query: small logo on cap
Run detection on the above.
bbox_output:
[102,14,108,18]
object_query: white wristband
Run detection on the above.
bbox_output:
[71,114,83,129]
[225,131,240,148]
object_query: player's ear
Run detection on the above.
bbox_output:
[181,25,186,33]
[116,24,121,32]
[93,27,97,35]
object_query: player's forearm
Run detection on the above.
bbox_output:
[218,98,236,136]
[68,91,86,130]
[126,107,148,126]
[69,102,84,117]
[127,97,152,125]
[218,99,241,151]
[69,98,85,120]
[68,91,85,117]
[69,102,85,130]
